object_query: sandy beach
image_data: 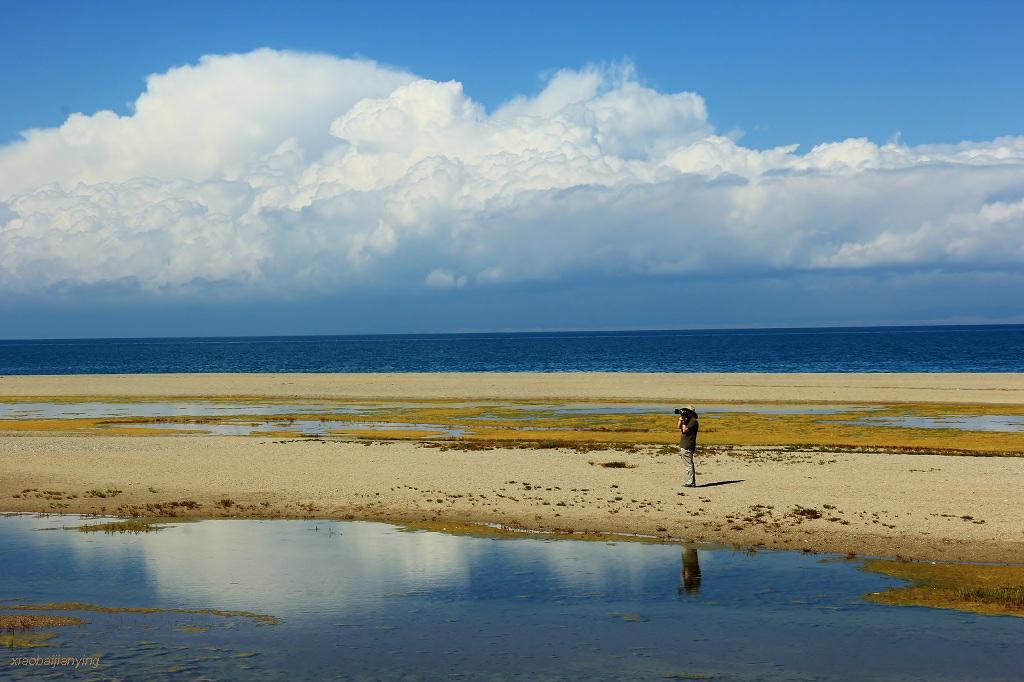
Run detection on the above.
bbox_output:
[2,372,1023,562]
[3,371,1024,403]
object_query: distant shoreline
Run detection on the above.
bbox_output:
[2,371,1024,404]
[3,321,1023,343]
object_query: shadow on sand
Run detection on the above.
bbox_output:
[698,479,744,488]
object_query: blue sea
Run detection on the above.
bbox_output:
[1,324,1022,374]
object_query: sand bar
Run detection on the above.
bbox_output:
[2,372,1023,562]
[3,372,1024,404]
[3,434,1023,563]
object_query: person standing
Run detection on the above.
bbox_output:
[678,405,699,488]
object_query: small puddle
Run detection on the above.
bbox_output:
[0,401,370,420]
[483,403,877,417]
[838,415,1024,433]
[0,400,878,424]
[102,420,466,437]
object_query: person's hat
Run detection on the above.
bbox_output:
[685,404,696,413]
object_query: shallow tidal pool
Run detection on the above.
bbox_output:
[2,516,1022,680]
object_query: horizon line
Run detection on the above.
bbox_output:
[2,322,1022,343]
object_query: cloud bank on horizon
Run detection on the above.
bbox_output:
[1,48,1022,298]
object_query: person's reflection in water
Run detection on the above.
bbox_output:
[679,545,702,595]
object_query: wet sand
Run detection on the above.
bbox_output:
[2,372,1022,562]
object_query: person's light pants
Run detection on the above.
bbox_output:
[680,447,696,486]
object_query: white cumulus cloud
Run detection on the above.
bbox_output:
[0,49,1022,296]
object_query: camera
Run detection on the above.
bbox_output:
[674,408,689,416]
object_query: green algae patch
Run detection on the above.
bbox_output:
[862,559,1024,618]
[4,602,278,626]
[75,520,165,534]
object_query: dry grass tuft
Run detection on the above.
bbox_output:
[863,560,1024,617]
[954,586,1024,608]
[76,519,162,534]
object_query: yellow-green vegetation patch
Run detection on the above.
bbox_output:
[0,614,87,631]
[75,519,164,534]
[1,631,58,648]
[0,418,105,433]
[0,417,207,436]
[5,602,278,626]
[395,520,675,545]
[396,520,558,540]
[608,611,648,622]
[333,428,451,440]
[0,614,83,649]
[466,427,660,445]
[678,410,1024,453]
[96,417,222,435]
[3,397,1023,454]
[863,559,1024,618]
[470,408,1024,454]
[101,425,209,435]
[421,437,641,453]
[326,401,1024,453]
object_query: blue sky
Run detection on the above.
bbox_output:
[1,1,1022,337]
[4,1,1022,149]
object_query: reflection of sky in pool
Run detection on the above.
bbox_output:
[2,516,1022,680]
[0,400,875,421]
[5,400,1023,436]
[840,415,1024,433]
[103,420,466,437]
[0,401,369,419]
[524,403,876,413]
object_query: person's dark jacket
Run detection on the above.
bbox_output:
[680,414,699,451]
